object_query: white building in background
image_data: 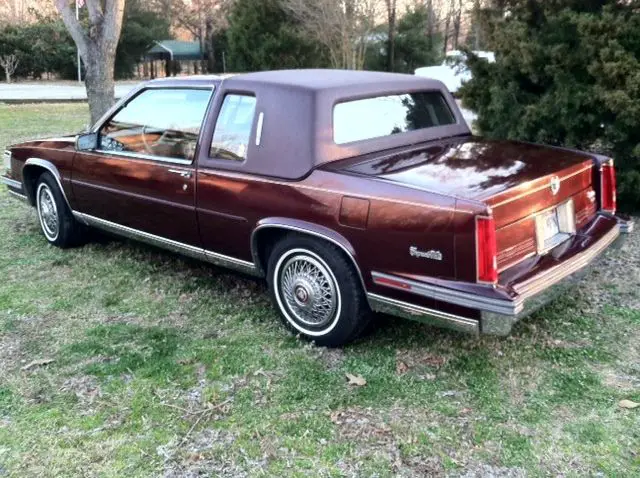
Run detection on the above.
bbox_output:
[415,50,495,94]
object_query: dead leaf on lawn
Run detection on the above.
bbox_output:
[345,373,367,387]
[21,358,54,371]
[422,354,447,368]
[619,399,640,409]
[396,360,409,375]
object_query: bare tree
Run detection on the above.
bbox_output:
[424,0,439,56]
[0,54,20,83]
[169,0,228,73]
[384,0,397,71]
[0,0,30,25]
[284,0,380,70]
[452,0,463,49]
[54,0,126,125]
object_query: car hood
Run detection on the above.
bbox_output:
[338,137,593,202]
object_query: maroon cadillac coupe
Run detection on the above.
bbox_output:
[1,70,633,345]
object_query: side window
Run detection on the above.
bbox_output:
[99,88,212,162]
[210,94,257,161]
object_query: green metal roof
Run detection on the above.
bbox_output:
[147,41,202,60]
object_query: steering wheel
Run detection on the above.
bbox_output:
[141,125,171,155]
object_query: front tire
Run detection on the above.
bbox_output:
[35,172,84,248]
[267,235,370,347]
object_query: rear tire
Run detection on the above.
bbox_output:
[267,235,370,347]
[35,172,85,248]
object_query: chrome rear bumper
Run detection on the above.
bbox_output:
[481,219,628,335]
[369,215,632,336]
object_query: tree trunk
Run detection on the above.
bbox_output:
[84,51,116,126]
[4,70,9,83]
[205,19,215,73]
[386,0,396,72]
[54,0,125,127]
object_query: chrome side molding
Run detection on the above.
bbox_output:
[73,212,260,276]
[8,190,28,203]
[1,176,23,191]
[368,293,479,335]
[617,217,634,234]
[372,270,519,316]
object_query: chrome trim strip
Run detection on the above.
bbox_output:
[619,220,634,234]
[372,271,518,315]
[513,224,620,300]
[74,212,260,276]
[368,293,479,335]
[197,168,465,214]
[372,222,620,317]
[255,112,264,146]
[491,163,593,208]
[23,158,72,209]
[250,223,369,298]
[93,150,194,166]
[1,176,22,191]
[8,190,28,203]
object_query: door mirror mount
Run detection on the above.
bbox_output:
[76,132,98,152]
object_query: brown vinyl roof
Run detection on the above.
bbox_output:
[230,69,448,92]
[148,70,471,179]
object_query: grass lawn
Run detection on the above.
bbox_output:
[0,103,639,477]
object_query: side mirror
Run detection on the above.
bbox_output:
[76,132,98,151]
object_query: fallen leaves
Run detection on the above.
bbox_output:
[345,373,367,387]
[396,360,409,375]
[21,358,54,371]
[618,399,640,409]
[395,349,447,377]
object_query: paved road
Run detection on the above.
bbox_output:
[0,82,139,102]
[0,81,478,129]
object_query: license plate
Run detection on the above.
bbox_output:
[539,209,560,240]
[535,200,575,253]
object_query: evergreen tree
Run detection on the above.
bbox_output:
[226,0,328,72]
[461,0,640,212]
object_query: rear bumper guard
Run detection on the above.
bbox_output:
[370,216,631,336]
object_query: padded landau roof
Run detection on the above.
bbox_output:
[137,70,471,180]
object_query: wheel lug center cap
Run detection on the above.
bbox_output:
[295,285,309,303]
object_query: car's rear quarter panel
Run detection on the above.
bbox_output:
[196,168,470,301]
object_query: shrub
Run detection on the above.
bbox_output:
[461,0,640,212]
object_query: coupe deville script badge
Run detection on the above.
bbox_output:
[550,176,561,196]
[409,246,443,261]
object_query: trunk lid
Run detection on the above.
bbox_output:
[336,137,597,271]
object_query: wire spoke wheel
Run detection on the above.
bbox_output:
[37,183,59,241]
[276,249,341,331]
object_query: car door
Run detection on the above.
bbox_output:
[72,87,214,246]
[195,92,261,261]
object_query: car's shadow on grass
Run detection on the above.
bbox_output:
[84,228,483,350]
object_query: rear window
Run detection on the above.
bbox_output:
[333,91,456,145]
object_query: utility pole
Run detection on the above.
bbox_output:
[76,0,82,83]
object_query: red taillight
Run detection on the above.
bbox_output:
[476,215,498,284]
[601,161,617,214]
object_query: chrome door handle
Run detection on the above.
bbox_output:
[168,169,192,179]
